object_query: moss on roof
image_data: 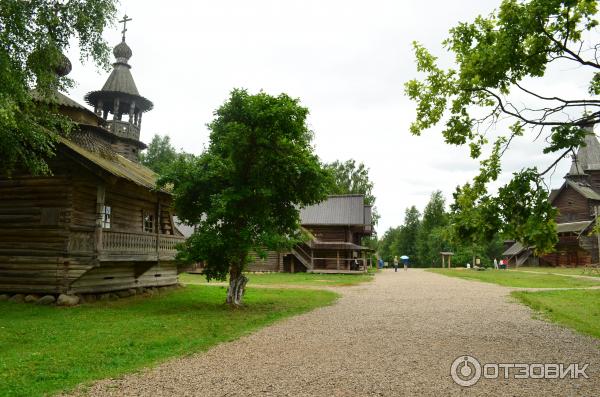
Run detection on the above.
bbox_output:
[58,136,169,193]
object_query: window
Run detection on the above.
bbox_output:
[101,205,111,229]
[143,212,154,233]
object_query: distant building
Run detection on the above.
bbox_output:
[503,125,600,266]
[248,195,374,273]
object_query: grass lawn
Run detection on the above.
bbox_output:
[517,266,600,277]
[180,271,374,287]
[0,285,338,397]
[427,268,600,288]
[512,289,600,340]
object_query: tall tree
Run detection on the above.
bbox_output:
[139,134,181,174]
[378,226,402,262]
[160,89,330,306]
[1,0,117,175]
[404,0,600,253]
[417,191,449,266]
[325,159,379,224]
[394,206,422,264]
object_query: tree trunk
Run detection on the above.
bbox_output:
[226,265,248,306]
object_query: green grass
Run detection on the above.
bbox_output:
[512,289,600,340]
[427,268,600,288]
[0,285,338,397]
[180,271,374,287]
[517,266,600,277]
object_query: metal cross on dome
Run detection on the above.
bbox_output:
[119,14,132,41]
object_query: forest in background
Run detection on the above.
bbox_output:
[378,191,504,267]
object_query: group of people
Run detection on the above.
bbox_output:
[393,256,407,272]
[376,256,409,271]
[493,258,508,269]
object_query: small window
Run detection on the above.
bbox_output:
[143,212,154,233]
[101,205,111,229]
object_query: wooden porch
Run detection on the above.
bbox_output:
[99,230,184,261]
[287,243,370,273]
[68,229,185,261]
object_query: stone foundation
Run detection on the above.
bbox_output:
[0,283,185,307]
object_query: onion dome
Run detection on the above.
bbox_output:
[113,40,133,63]
[55,53,72,77]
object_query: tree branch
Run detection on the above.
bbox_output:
[539,23,600,69]
[539,148,574,177]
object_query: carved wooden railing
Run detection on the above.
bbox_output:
[102,231,184,255]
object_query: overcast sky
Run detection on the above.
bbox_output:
[65,0,595,233]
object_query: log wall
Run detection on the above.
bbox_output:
[68,260,177,294]
[304,225,348,242]
[0,149,181,294]
[554,186,591,223]
[0,156,86,293]
[247,251,281,272]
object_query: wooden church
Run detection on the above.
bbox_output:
[0,21,185,295]
[504,125,600,267]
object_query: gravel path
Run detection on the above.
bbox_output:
[69,269,600,396]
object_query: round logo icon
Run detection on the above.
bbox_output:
[451,355,482,387]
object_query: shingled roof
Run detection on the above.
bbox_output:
[550,179,600,204]
[502,241,526,257]
[566,180,600,201]
[300,195,370,225]
[556,220,592,234]
[59,136,168,193]
[568,126,600,176]
[31,89,102,122]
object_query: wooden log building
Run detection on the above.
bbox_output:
[503,125,600,266]
[248,195,374,273]
[0,28,185,295]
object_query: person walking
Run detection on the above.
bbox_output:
[393,256,399,272]
[493,258,498,270]
[403,257,408,271]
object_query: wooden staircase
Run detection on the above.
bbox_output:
[291,244,313,271]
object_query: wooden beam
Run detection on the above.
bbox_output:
[362,251,367,273]
[155,196,161,255]
[336,251,340,270]
[94,183,105,253]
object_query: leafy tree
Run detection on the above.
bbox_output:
[1,0,117,175]
[160,89,330,305]
[424,226,450,267]
[140,134,181,174]
[417,191,449,266]
[405,0,599,253]
[450,233,505,268]
[395,206,422,264]
[378,226,402,263]
[325,159,379,224]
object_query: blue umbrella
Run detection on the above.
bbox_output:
[400,255,409,260]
